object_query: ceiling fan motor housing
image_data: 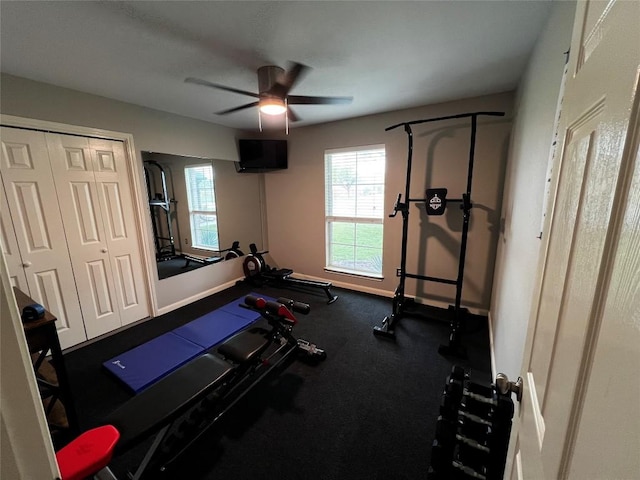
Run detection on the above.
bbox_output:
[185,62,351,122]
[258,66,285,95]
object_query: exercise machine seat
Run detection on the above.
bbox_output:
[56,425,120,480]
[104,354,233,452]
[218,328,271,364]
[268,268,293,278]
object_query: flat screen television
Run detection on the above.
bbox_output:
[236,139,288,172]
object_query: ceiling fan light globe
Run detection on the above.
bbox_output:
[259,98,287,115]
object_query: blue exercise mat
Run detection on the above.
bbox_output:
[103,293,274,393]
[174,293,275,348]
[219,299,265,321]
[172,309,257,349]
[103,332,204,393]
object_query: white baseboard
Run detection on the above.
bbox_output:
[289,272,489,316]
[155,277,243,316]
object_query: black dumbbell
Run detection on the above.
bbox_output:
[451,460,487,480]
[459,415,492,442]
[461,396,493,419]
[491,396,514,425]
[435,415,458,447]
[465,381,494,399]
[440,393,461,420]
[456,441,490,472]
[430,438,456,477]
[445,376,465,402]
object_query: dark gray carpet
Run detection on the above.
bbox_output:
[62,283,491,479]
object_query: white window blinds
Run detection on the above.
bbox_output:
[185,164,219,251]
[325,145,385,276]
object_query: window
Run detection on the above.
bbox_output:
[325,145,385,277]
[185,164,219,251]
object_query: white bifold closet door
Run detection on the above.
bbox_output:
[1,126,150,348]
[46,133,149,339]
[1,127,87,347]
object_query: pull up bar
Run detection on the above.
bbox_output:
[385,111,505,131]
[373,111,505,358]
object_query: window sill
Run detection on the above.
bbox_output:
[324,267,383,281]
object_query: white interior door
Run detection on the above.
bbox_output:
[0,127,87,348]
[513,1,640,479]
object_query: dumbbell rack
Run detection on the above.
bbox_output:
[429,366,515,480]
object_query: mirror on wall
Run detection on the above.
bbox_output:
[141,151,265,280]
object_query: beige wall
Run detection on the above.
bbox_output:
[141,153,265,258]
[2,73,513,316]
[270,92,514,312]
[490,0,576,379]
[0,74,238,161]
[0,73,252,311]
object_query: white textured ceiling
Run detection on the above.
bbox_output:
[0,1,553,130]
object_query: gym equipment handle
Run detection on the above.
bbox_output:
[276,297,311,315]
[244,295,310,315]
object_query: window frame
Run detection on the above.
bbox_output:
[184,163,219,252]
[324,144,386,278]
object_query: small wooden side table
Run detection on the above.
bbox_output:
[13,287,80,437]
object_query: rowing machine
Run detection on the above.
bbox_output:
[243,243,338,304]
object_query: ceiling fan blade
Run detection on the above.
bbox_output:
[269,62,310,97]
[287,95,353,105]
[216,101,260,115]
[185,77,260,98]
[287,107,300,122]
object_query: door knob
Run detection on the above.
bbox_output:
[22,261,32,268]
[495,373,523,402]
[101,248,108,253]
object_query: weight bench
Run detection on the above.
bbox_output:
[57,353,237,480]
[84,330,273,478]
[60,296,324,480]
[103,295,266,393]
[104,298,316,479]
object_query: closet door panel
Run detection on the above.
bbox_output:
[46,133,122,338]
[90,139,149,325]
[86,259,115,316]
[1,178,29,291]
[0,127,87,348]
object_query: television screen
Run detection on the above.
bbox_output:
[237,139,287,172]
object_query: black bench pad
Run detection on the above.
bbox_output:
[105,353,233,452]
[218,327,270,364]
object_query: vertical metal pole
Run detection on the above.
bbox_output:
[374,124,414,337]
[396,124,414,311]
[450,114,477,349]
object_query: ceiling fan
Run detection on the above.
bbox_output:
[185,62,353,122]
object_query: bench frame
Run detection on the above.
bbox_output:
[101,298,314,479]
